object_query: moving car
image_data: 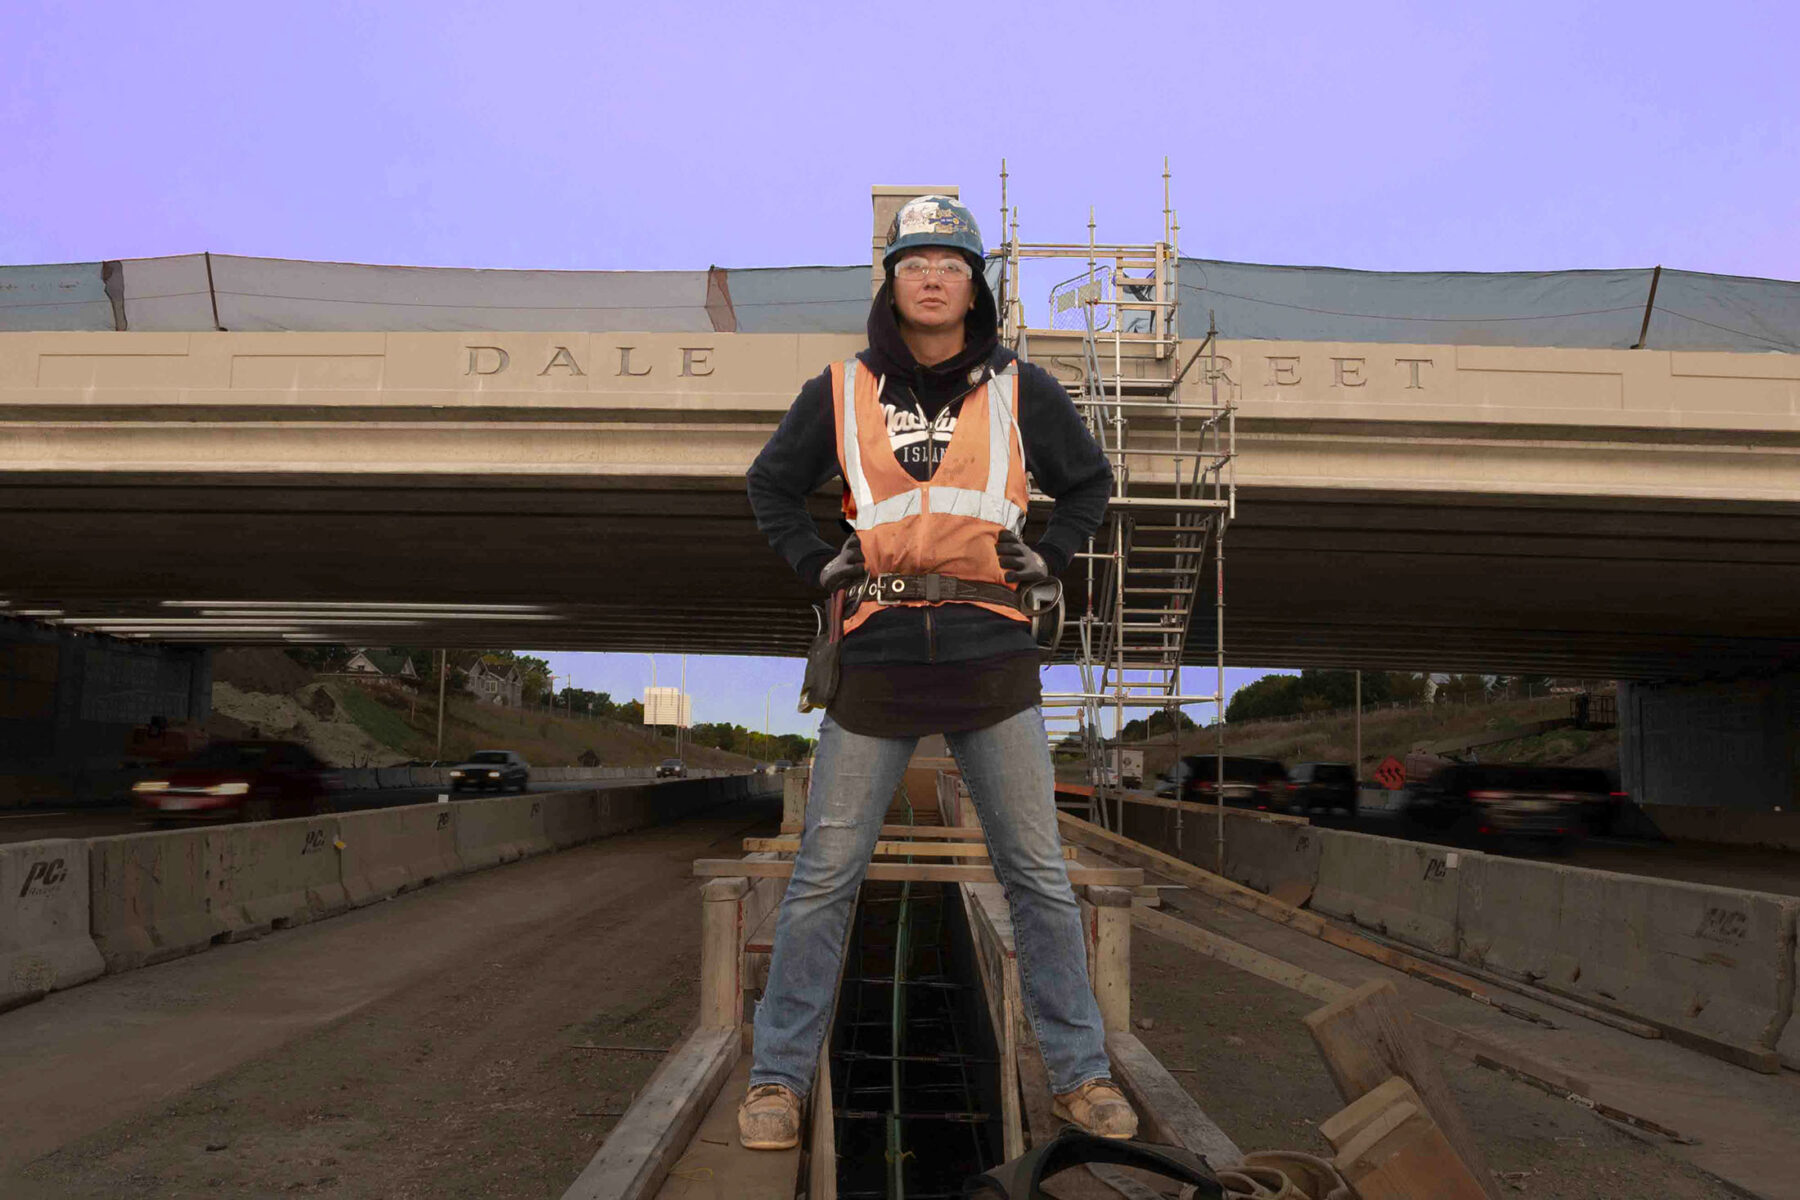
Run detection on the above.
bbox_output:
[656,758,687,779]
[1157,755,1291,811]
[1288,761,1359,817]
[1405,763,1616,843]
[449,749,530,792]
[773,759,793,773]
[132,739,336,823]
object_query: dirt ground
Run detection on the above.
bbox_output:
[0,802,1765,1199]
[1129,925,1747,1199]
[0,809,771,1199]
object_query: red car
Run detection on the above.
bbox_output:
[132,740,338,823]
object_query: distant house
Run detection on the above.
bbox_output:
[465,658,524,708]
[338,649,420,682]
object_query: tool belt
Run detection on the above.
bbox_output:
[799,573,1067,713]
[845,572,1061,617]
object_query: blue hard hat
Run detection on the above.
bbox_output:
[883,194,984,267]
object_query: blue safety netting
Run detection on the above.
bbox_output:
[3,252,1795,352]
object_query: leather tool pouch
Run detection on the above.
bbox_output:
[798,589,846,712]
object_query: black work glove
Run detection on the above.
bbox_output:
[818,534,866,592]
[996,529,1052,586]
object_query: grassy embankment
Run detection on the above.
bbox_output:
[326,680,757,770]
[1127,693,1618,779]
[209,646,757,770]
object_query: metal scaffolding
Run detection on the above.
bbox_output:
[995,160,1237,849]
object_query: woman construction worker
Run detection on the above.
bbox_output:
[740,194,1137,1150]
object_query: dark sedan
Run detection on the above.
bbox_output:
[1157,755,1292,811]
[132,740,336,823]
[449,750,530,792]
[1289,761,1359,817]
[1406,763,1616,844]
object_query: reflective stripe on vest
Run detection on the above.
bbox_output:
[831,356,1030,631]
[840,358,1023,533]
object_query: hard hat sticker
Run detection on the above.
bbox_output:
[897,202,967,238]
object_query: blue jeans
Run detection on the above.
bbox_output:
[750,706,1112,1097]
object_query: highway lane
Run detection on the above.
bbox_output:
[0,803,781,1194]
[0,775,698,846]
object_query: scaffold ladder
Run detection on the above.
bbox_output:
[996,159,1236,838]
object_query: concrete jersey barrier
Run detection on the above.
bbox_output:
[1457,854,1799,1072]
[337,804,463,906]
[23,772,774,1002]
[1120,803,1323,902]
[1311,828,1470,957]
[455,794,552,870]
[208,814,349,937]
[89,828,231,971]
[1,838,103,1010]
[88,815,346,971]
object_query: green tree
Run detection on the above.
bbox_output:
[1225,673,1303,722]
[1437,673,1490,704]
[1118,711,1199,742]
[1386,672,1430,705]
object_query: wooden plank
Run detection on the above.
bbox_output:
[1084,886,1133,1033]
[1056,784,1310,828]
[693,859,1142,887]
[1012,993,1060,1149]
[1353,925,1660,1039]
[561,1026,740,1200]
[780,823,989,839]
[1125,792,1311,827]
[1132,905,1347,1005]
[1331,1100,1491,1200]
[963,882,1025,1163]
[701,878,748,1031]
[744,837,1075,860]
[1303,981,1501,1200]
[1319,1074,1420,1150]
[1129,907,1636,1127]
[1057,814,1330,935]
[737,852,787,950]
[651,1052,800,1199]
[808,1036,835,1200]
[1058,814,1556,1026]
[1104,1031,1243,1167]
[744,899,782,956]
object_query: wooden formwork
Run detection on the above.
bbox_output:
[566,768,1264,1200]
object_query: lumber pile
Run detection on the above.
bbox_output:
[1307,980,1500,1198]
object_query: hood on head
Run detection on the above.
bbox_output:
[865,258,1001,382]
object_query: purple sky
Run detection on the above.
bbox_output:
[7,1,1795,735]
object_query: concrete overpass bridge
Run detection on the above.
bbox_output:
[3,191,1799,682]
[1,323,1795,677]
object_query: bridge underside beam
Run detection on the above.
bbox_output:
[3,474,1796,678]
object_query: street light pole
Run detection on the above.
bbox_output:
[435,649,447,761]
[764,681,787,760]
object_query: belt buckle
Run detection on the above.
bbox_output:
[873,573,906,605]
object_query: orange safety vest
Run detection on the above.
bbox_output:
[831,356,1031,635]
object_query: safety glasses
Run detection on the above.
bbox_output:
[894,257,974,282]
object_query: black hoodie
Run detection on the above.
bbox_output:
[745,264,1113,736]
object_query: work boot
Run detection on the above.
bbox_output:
[737,1082,802,1150]
[1052,1079,1139,1139]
